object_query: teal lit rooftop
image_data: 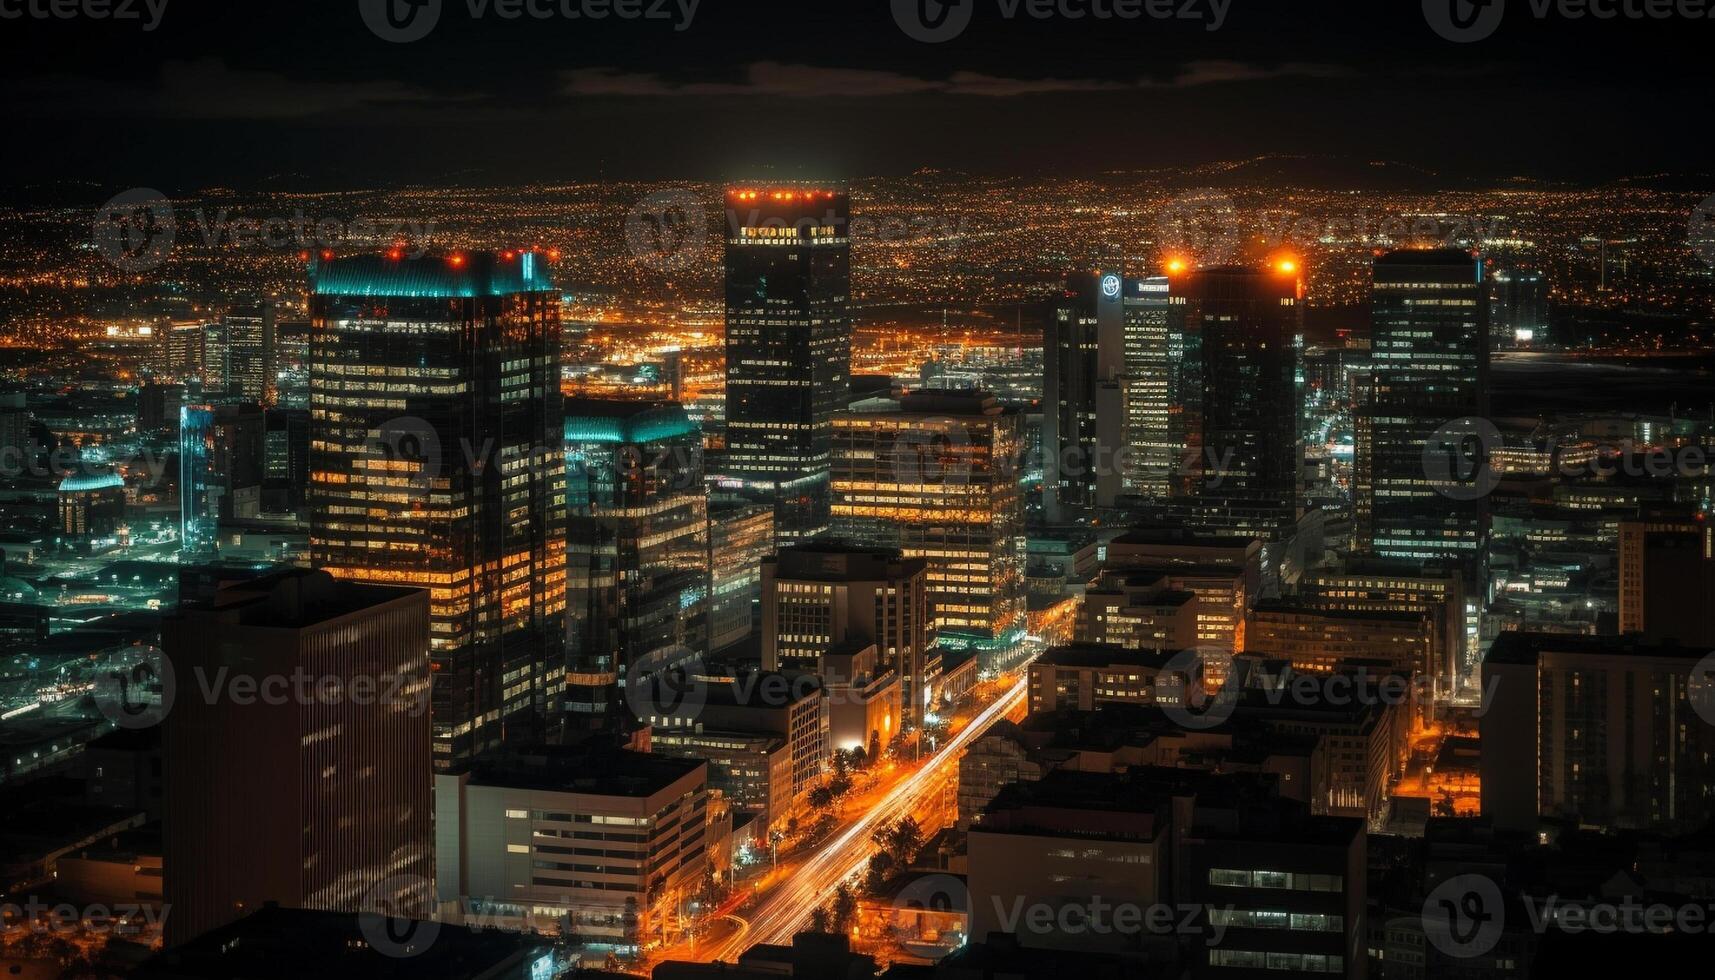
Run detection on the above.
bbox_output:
[565,399,699,446]
[310,250,557,299]
[58,471,125,493]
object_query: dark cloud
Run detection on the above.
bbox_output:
[562,60,1353,99]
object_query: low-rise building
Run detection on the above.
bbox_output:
[434,745,710,944]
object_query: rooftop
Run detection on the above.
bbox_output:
[310,250,555,299]
[1487,630,1714,666]
[129,906,541,979]
[466,744,704,797]
[565,398,699,445]
[1036,642,1176,671]
[170,569,425,630]
[58,471,125,493]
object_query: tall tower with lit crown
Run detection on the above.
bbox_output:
[308,250,566,772]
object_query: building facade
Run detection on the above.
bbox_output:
[160,570,433,946]
[722,186,852,546]
[563,399,709,727]
[308,251,567,771]
[434,746,709,944]
[831,389,1027,665]
[761,541,935,727]
[1360,249,1490,568]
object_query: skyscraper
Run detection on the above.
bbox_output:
[722,186,851,546]
[308,251,566,771]
[222,301,277,404]
[160,569,433,946]
[1488,266,1549,348]
[708,500,774,652]
[1166,265,1304,546]
[1045,271,1127,522]
[178,404,217,557]
[1359,249,1489,568]
[563,398,709,726]
[831,389,1027,667]
[1123,275,1175,499]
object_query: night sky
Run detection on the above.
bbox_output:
[4,0,1711,192]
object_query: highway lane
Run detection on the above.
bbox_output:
[699,671,1030,963]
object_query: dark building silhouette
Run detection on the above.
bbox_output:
[722,186,851,546]
[160,569,432,946]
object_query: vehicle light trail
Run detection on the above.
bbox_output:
[700,670,1030,963]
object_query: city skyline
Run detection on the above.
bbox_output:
[3,3,1715,978]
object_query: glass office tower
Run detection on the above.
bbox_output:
[1166,265,1305,543]
[179,404,217,557]
[722,186,851,546]
[308,251,566,772]
[1124,275,1175,499]
[563,398,709,726]
[1361,249,1489,566]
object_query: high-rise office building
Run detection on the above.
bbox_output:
[160,569,433,946]
[222,301,277,404]
[1166,265,1304,547]
[1619,506,1715,646]
[722,186,851,546]
[563,398,709,725]
[1488,266,1549,348]
[211,402,265,520]
[760,541,936,726]
[178,404,217,557]
[831,389,1027,665]
[1360,250,1489,576]
[1124,275,1175,499]
[1045,271,1127,522]
[308,251,566,771]
[708,501,774,652]
[262,406,310,515]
